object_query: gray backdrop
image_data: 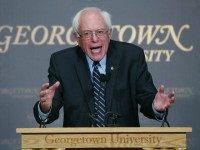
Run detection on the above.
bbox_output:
[0,0,199,149]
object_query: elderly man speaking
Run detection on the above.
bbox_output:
[33,7,175,127]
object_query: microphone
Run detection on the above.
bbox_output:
[89,112,122,127]
[99,73,110,83]
[106,112,122,127]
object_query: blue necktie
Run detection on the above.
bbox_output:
[93,62,106,127]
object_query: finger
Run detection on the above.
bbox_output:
[170,96,175,103]
[40,97,46,103]
[40,94,51,102]
[42,95,50,101]
[39,89,49,98]
[49,81,60,91]
[158,85,164,94]
[165,104,170,109]
[41,83,49,90]
[168,91,175,98]
[39,90,47,97]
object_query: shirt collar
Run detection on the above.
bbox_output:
[86,55,107,73]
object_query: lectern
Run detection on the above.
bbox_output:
[16,127,192,149]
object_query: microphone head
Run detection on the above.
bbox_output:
[99,74,110,82]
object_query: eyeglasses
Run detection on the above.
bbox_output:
[77,29,109,39]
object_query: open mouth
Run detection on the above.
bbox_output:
[90,46,102,53]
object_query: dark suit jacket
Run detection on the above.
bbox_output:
[33,40,157,127]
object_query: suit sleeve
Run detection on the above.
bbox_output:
[33,53,63,125]
[135,49,157,119]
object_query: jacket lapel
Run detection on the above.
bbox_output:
[105,40,120,113]
[74,47,94,114]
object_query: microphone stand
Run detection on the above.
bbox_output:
[39,120,46,128]
[161,109,170,127]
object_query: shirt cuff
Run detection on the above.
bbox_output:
[38,102,51,122]
[152,103,165,121]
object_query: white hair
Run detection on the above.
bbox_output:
[72,7,112,33]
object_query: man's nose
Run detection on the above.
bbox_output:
[91,32,98,42]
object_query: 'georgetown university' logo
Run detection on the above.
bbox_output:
[0,24,193,62]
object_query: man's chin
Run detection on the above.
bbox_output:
[90,55,103,61]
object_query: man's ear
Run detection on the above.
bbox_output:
[108,28,112,39]
[72,33,79,45]
[76,37,81,46]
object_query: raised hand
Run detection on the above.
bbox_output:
[39,81,60,113]
[153,85,175,112]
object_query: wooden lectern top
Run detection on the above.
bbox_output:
[16,127,192,133]
[16,127,192,149]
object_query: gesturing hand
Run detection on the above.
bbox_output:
[153,85,175,112]
[39,81,60,113]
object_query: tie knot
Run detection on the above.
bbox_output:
[93,61,100,67]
